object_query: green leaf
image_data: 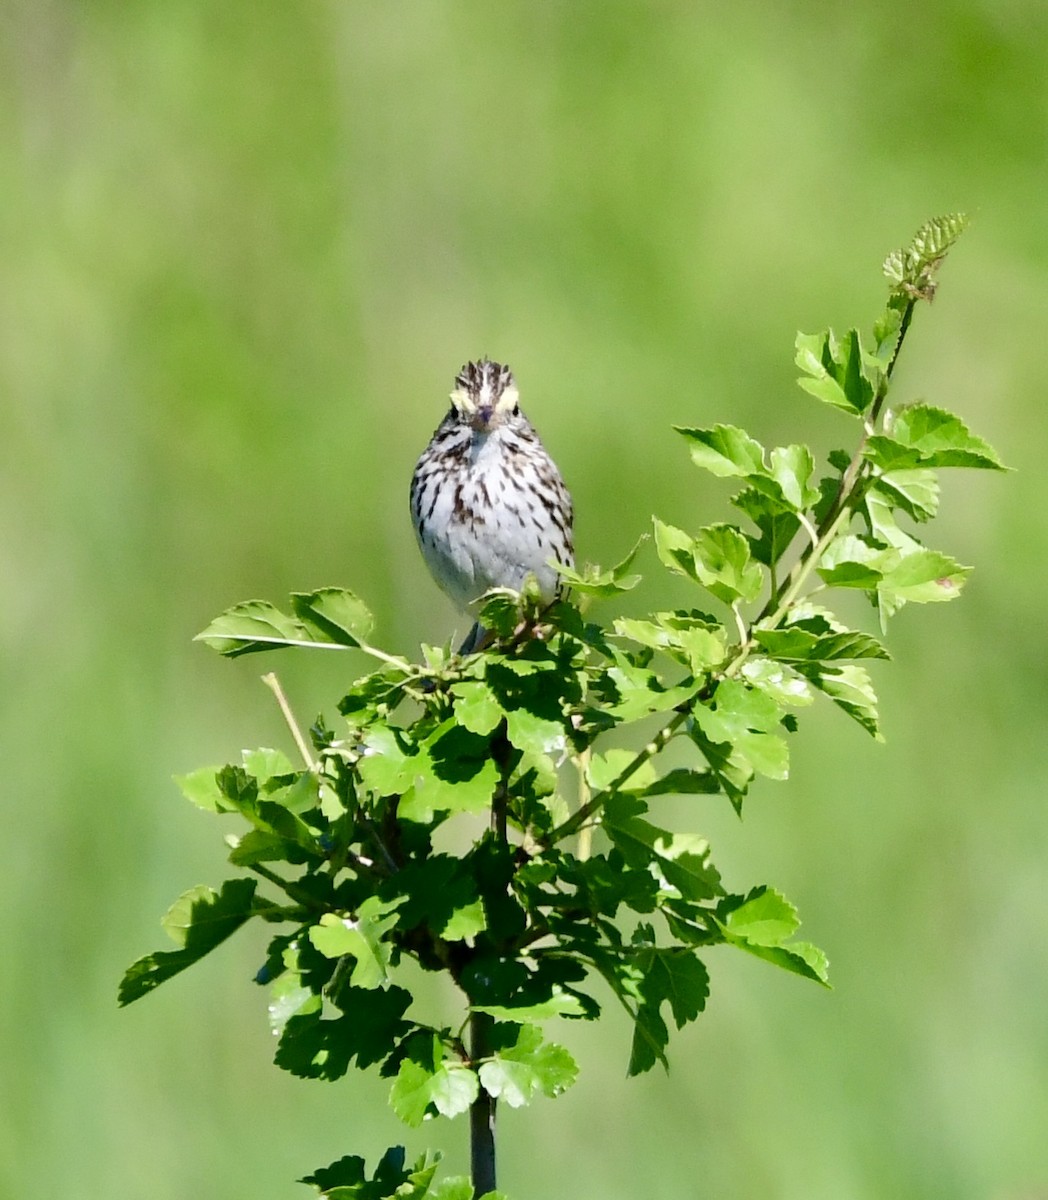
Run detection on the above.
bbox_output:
[301,1147,440,1200]
[795,327,875,415]
[389,1037,479,1127]
[883,213,969,299]
[308,896,405,989]
[556,537,645,596]
[768,444,820,511]
[476,588,525,638]
[717,888,830,986]
[450,680,504,737]
[753,624,890,663]
[691,679,790,782]
[196,600,344,657]
[478,1024,578,1107]
[732,487,802,568]
[674,424,766,477]
[118,879,257,1005]
[877,548,970,618]
[597,653,701,722]
[356,724,415,797]
[641,767,722,795]
[603,795,722,900]
[504,707,566,760]
[612,616,727,674]
[625,942,710,1075]
[871,304,903,367]
[739,658,815,708]
[803,662,882,740]
[242,746,296,782]
[585,748,657,793]
[816,534,891,589]
[873,470,940,523]
[865,403,1006,471]
[175,765,227,813]
[399,722,500,823]
[722,886,799,945]
[276,986,413,1079]
[392,856,488,943]
[290,588,375,647]
[267,970,320,1036]
[264,770,321,815]
[472,987,587,1022]
[654,520,763,605]
[430,1180,476,1200]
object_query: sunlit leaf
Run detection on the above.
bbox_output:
[389,1036,478,1127]
[309,896,405,989]
[290,588,375,647]
[795,327,875,415]
[866,403,1006,471]
[556,537,646,596]
[674,424,766,477]
[478,1024,578,1107]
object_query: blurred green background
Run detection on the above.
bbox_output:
[3,2,1046,1197]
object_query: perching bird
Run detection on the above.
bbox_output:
[410,358,574,652]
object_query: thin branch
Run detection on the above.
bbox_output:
[548,712,687,845]
[576,745,594,861]
[261,672,315,770]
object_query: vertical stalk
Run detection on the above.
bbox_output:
[469,1011,496,1195]
[472,720,511,1195]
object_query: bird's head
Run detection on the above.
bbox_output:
[450,359,520,432]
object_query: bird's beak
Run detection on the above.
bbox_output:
[476,405,493,427]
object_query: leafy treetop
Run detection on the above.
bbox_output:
[121,216,1003,1200]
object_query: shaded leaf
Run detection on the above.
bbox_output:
[276,986,413,1080]
[753,625,889,663]
[301,1146,440,1199]
[118,879,257,1005]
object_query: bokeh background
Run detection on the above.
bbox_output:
[3,3,1046,1197]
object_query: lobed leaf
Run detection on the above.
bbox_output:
[866,403,1006,471]
[118,879,258,1005]
[556,537,646,596]
[478,1024,578,1107]
[301,1146,440,1199]
[309,896,406,989]
[716,887,830,986]
[654,520,763,605]
[389,1036,479,1127]
[624,940,710,1076]
[795,327,875,415]
[276,985,413,1080]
